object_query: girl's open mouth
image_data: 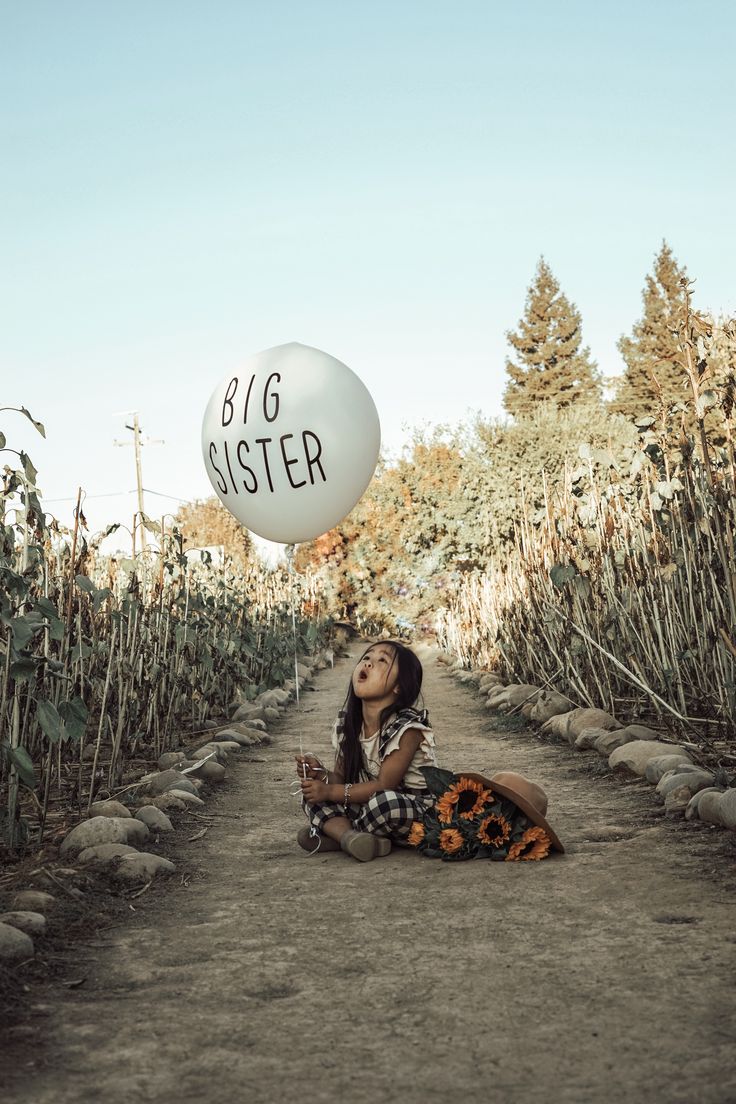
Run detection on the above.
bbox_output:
[358,670,368,681]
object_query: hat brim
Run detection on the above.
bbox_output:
[461,772,565,853]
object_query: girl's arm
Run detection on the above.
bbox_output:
[327,756,345,786]
[300,729,423,804]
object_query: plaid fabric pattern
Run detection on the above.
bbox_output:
[305,789,435,840]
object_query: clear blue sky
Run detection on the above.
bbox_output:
[2,0,734,544]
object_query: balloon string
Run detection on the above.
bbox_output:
[286,546,305,769]
[286,546,328,856]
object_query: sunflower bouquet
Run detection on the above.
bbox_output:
[408,767,553,862]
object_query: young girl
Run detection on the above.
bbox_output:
[296,640,438,862]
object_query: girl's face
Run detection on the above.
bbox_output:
[352,644,400,702]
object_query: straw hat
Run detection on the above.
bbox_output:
[462,770,564,853]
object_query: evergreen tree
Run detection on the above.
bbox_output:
[503,257,601,418]
[611,242,690,417]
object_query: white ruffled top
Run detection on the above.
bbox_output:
[331,712,437,790]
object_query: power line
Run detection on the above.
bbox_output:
[44,490,135,503]
[142,487,191,504]
[43,487,194,506]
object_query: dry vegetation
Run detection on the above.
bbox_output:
[0,407,330,850]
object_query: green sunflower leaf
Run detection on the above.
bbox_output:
[419,765,456,795]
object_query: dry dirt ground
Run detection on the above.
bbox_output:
[4,642,736,1104]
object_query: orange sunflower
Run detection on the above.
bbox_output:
[439,828,464,854]
[407,822,425,847]
[436,777,494,823]
[477,813,512,848]
[506,826,552,862]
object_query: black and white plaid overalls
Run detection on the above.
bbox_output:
[304,707,437,840]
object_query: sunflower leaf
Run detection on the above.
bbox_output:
[419,765,456,795]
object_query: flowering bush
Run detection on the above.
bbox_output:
[410,767,552,862]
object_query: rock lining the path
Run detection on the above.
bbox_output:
[11,890,56,913]
[112,852,176,883]
[609,741,692,777]
[0,921,34,962]
[446,656,736,837]
[89,799,132,819]
[0,910,47,936]
[78,842,140,865]
[0,646,340,977]
[60,816,150,856]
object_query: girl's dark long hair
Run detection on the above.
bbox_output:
[338,641,423,784]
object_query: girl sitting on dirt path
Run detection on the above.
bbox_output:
[296,640,438,862]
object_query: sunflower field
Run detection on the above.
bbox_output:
[0,406,331,851]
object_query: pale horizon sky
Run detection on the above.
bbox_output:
[2,0,735,549]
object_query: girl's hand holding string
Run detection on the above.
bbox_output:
[300,777,330,802]
[295,754,324,780]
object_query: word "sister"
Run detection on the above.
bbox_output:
[208,432,326,496]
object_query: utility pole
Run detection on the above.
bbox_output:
[114,412,164,551]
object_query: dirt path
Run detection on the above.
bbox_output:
[6,643,736,1104]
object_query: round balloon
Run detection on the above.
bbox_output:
[201,342,381,543]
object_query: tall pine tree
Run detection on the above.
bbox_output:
[503,257,601,418]
[611,242,690,418]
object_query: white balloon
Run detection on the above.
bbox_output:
[201,342,381,544]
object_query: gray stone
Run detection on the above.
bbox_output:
[89,799,132,819]
[11,890,56,913]
[528,691,575,725]
[189,746,215,761]
[485,685,509,708]
[147,769,192,795]
[0,911,47,936]
[645,754,699,784]
[263,706,281,723]
[501,684,542,709]
[479,673,504,692]
[609,740,693,778]
[113,852,176,884]
[218,730,258,747]
[656,771,715,799]
[209,740,241,753]
[619,724,665,741]
[148,770,199,796]
[212,725,253,742]
[151,793,188,813]
[167,789,206,807]
[0,922,33,962]
[698,791,725,826]
[542,707,621,743]
[685,787,725,821]
[191,745,227,763]
[77,842,140,865]
[60,816,149,856]
[592,729,638,756]
[718,789,736,831]
[239,718,266,732]
[574,726,613,751]
[157,751,187,770]
[257,689,289,708]
[135,806,173,832]
[664,786,693,817]
[191,760,226,782]
[232,704,266,723]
